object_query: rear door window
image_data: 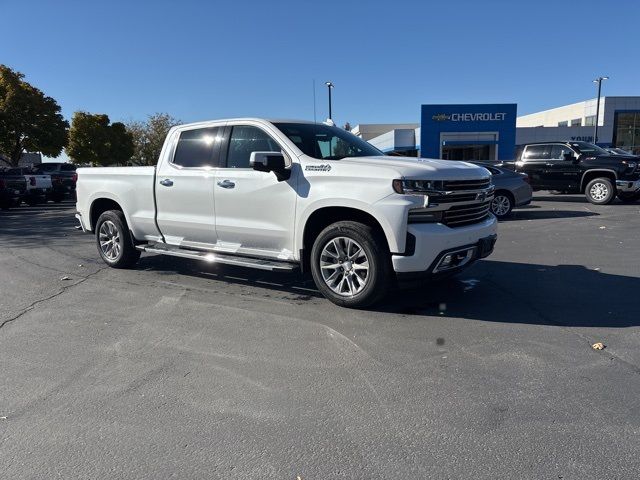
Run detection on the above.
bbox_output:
[523,145,551,161]
[172,127,223,168]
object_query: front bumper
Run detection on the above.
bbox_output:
[392,214,498,275]
[616,179,640,193]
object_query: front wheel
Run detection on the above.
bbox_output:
[490,191,514,219]
[310,221,391,308]
[95,210,141,268]
[585,178,616,205]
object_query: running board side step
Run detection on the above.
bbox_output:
[136,244,298,272]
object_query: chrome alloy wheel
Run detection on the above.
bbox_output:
[491,195,511,216]
[99,220,121,261]
[589,182,609,201]
[319,236,369,297]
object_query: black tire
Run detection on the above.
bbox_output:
[95,210,141,268]
[310,221,391,308]
[25,196,39,206]
[490,191,514,219]
[585,177,616,205]
[617,192,640,203]
[51,192,64,203]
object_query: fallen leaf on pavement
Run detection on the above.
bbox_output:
[592,342,605,350]
[60,276,70,281]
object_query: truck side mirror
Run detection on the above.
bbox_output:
[563,152,576,162]
[250,151,290,181]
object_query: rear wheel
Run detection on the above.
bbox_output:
[585,178,616,205]
[490,191,514,219]
[95,210,140,268]
[310,221,391,308]
[617,192,640,203]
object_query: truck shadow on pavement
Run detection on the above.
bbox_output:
[379,260,639,328]
[137,255,639,328]
[506,209,599,221]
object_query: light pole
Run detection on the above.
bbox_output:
[593,76,609,144]
[325,81,334,120]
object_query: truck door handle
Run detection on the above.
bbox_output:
[159,179,173,187]
[217,180,235,189]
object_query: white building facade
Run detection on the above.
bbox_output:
[355,96,640,159]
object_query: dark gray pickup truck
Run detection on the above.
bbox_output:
[0,170,27,209]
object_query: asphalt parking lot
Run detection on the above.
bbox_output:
[1,196,639,479]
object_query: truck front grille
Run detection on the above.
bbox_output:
[440,178,491,191]
[441,200,492,227]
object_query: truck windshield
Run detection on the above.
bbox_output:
[273,123,383,160]
[570,142,609,156]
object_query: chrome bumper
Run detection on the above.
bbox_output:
[616,179,640,193]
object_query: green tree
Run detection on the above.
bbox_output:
[0,65,68,167]
[126,113,181,166]
[67,112,134,166]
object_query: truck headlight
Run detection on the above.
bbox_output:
[392,179,434,194]
[622,160,637,172]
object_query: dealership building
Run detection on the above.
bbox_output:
[353,96,640,160]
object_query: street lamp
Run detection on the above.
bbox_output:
[325,81,334,120]
[593,76,609,144]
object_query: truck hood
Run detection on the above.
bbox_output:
[337,155,490,180]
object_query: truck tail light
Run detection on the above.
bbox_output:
[72,173,78,183]
[29,176,36,186]
[0,179,5,189]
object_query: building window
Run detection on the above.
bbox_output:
[558,121,568,127]
[584,115,596,127]
[570,118,581,127]
[613,112,640,155]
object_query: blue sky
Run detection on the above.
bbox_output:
[2,0,639,134]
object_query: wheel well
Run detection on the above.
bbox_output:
[494,189,514,203]
[581,171,616,193]
[90,198,123,232]
[301,207,389,272]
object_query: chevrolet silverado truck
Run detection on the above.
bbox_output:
[76,119,497,307]
[7,167,53,205]
[511,141,640,204]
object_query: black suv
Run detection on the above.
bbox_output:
[512,141,640,204]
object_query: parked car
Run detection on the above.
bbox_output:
[606,147,636,156]
[511,141,640,204]
[76,118,498,308]
[471,162,532,219]
[7,167,52,205]
[33,162,77,202]
[0,169,28,209]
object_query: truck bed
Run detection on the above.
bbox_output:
[76,166,161,241]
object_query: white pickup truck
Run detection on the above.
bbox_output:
[7,167,52,205]
[76,118,497,307]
